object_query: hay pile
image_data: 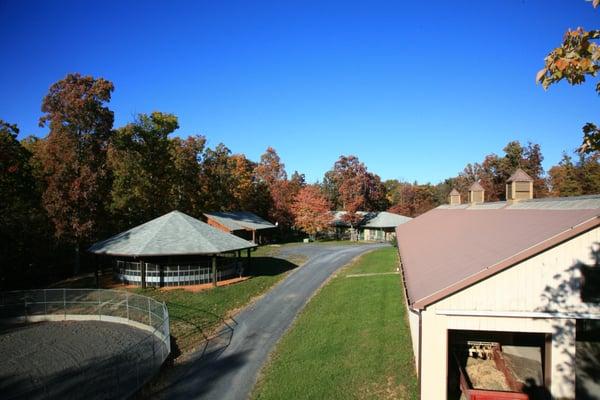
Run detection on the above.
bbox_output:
[465,357,511,391]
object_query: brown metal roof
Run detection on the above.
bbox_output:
[469,181,484,191]
[507,168,534,182]
[449,188,460,195]
[396,198,600,309]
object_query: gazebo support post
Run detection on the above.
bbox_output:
[141,260,147,289]
[252,230,256,244]
[247,248,251,269]
[212,255,217,287]
[237,250,242,277]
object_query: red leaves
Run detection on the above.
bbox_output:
[291,185,331,236]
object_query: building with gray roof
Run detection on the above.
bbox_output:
[203,211,276,244]
[330,210,411,241]
[89,211,256,288]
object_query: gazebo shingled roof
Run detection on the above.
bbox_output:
[88,210,256,257]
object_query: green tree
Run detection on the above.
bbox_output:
[0,121,39,286]
[108,112,179,229]
[38,73,114,273]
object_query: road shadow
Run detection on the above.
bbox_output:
[245,256,298,277]
[139,317,249,399]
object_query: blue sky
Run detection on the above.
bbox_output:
[1,1,598,183]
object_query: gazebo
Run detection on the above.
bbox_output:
[88,211,257,288]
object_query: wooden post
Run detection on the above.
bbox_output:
[247,248,251,269]
[252,229,256,244]
[212,255,217,287]
[237,250,242,277]
[159,265,164,288]
[141,261,146,289]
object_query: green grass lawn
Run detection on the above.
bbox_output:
[252,247,417,400]
[135,245,305,358]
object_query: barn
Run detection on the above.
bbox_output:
[396,170,600,400]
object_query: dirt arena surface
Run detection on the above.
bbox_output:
[0,320,164,400]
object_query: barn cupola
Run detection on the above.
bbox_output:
[506,168,534,201]
[449,189,461,205]
[468,181,485,203]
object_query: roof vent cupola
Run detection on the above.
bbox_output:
[468,182,485,203]
[449,189,461,205]
[506,168,534,201]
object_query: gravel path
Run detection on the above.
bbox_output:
[154,243,388,400]
[0,320,164,400]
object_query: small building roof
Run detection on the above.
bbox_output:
[362,211,412,228]
[396,195,600,310]
[469,181,484,191]
[88,211,256,257]
[449,189,460,196]
[507,168,534,182]
[331,211,411,228]
[203,211,276,231]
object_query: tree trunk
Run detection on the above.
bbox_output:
[73,243,80,275]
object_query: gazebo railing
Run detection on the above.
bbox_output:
[115,260,243,287]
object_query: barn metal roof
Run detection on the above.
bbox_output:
[88,211,256,257]
[396,195,600,309]
[203,211,276,231]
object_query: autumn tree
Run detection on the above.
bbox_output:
[291,185,332,240]
[536,1,600,153]
[323,155,388,238]
[255,146,287,185]
[254,147,301,229]
[450,141,548,202]
[170,135,206,215]
[38,73,114,272]
[386,181,438,217]
[228,153,271,215]
[549,152,600,196]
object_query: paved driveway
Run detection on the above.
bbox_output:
[154,243,387,400]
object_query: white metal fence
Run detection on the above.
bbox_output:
[0,289,171,400]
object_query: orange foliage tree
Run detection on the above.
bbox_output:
[291,185,331,240]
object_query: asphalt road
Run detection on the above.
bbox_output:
[155,243,387,400]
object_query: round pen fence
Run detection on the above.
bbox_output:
[0,289,171,400]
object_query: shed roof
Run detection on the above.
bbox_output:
[469,181,484,191]
[507,168,534,182]
[449,189,460,196]
[88,211,256,257]
[203,211,276,231]
[396,195,600,309]
[363,211,412,228]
